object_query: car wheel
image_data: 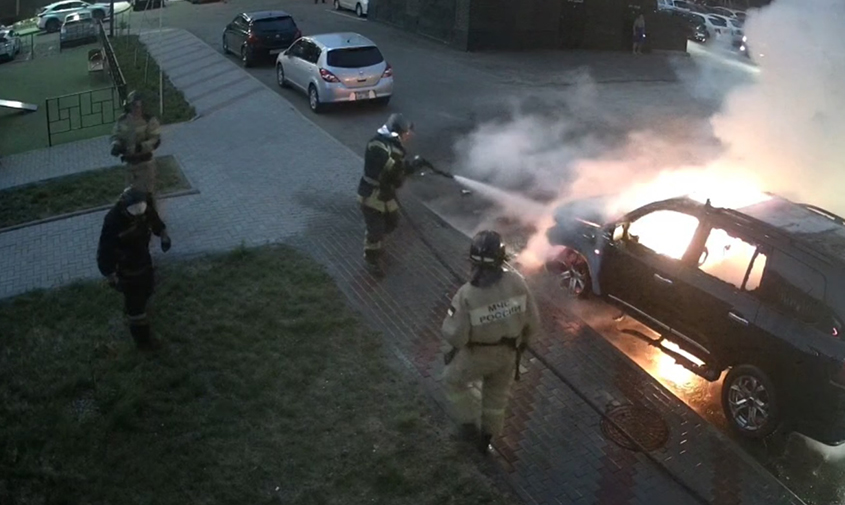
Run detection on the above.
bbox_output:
[92,9,104,20]
[276,63,288,88]
[721,364,781,439]
[222,35,228,54]
[241,45,252,68]
[308,85,323,113]
[45,18,60,33]
[355,3,363,16]
[333,0,340,10]
[547,249,591,298]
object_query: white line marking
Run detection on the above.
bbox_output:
[325,9,368,22]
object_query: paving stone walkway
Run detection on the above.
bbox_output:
[0,28,805,505]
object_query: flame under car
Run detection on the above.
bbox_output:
[546,194,845,444]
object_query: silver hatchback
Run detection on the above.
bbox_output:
[275,32,393,113]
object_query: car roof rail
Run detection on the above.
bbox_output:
[801,204,845,226]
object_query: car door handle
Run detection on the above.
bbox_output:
[653,274,673,285]
[728,311,749,326]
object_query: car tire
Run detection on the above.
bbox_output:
[308,85,323,113]
[721,364,781,439]
[241,45,252,68]
[355,3,363,16]
[92,9,105,20]
[547,250,591,298]
[222,35,228,54]
[45,18,60,33]
[276,63,288,88]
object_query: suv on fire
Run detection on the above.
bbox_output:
[547,193,845,444]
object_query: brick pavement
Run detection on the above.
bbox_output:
[0,28,806,505]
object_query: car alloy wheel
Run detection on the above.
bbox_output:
[308,86,322,113]
[560,262,588,297]
[222,35,228,54]
[276,64,287,88]
[355,3,363,16]
[722,364,779,438]
[46,19,60,33]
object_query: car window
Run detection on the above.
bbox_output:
[689,13,705,24]
[754,251,836,330]
[709,16,727,26]
[252,16,296,32]
[326,46,384,68]
[697,227,765,290]
[730,19,742,28]
[287,39,305,58]
[233,16,248,30]
[302,41,321,64]
[626,210,700,261]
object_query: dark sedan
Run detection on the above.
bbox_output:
[222,11,302,68]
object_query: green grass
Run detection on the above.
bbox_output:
[0,247,521,505]
[0,45,115,155]
[112,35,195,125]
[0,155,189,229]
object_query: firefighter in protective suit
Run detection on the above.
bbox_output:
[442,230,542,453]
[357,113,429,276]
[97,187,171,351]
[110,91,162,197]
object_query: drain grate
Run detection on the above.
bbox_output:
[600,404,670,452]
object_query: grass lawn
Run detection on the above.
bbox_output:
[112,35,195,125]
[0,44,115,156]
[0,246,521,505]
[0,155,189,229]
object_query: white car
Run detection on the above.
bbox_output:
[0,29,22,62]
[711,6,746,21]
[682,11,730,40]
[709,13,743,39]
[332,0,367,17]
[37,0,111,33]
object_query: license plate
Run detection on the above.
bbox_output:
[269,48,283,55]
[354,91,373,100]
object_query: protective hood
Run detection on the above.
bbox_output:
[377,125,400,139]
[470,266,504,288]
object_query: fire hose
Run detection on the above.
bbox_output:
[394,162,715,505]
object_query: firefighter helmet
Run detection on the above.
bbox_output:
[469,230,506,267]
[384,113,414,136]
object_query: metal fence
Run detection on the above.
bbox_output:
[98,20,127,103]
[45,87,121,147]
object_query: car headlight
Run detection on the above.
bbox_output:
[742,35,747,42]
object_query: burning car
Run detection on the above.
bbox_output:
[546,193,845,444]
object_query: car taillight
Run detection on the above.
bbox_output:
[247,32,257,44]
[320,68,340,83]
[382,62,393,78]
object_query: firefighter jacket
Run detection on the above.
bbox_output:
[442,269,542,349]
[110,112,162,164]
[357,133,414,213]
[97,195,166,277]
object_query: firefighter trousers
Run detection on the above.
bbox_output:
[361,205,399,255]
[443,345,516,437]
[120,268,155,347]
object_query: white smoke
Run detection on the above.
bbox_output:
[451,0,845,269]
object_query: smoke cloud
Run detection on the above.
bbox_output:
[451,0,845,269]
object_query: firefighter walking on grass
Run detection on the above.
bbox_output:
[97,187,172,351]
[357,113,429,276]
[110,90,162,199]
[442,230,542,453]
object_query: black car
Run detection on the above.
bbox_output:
[546,194,845,444]
[132,0,163,11]
[222,11,301,67]
[670,10,708,42]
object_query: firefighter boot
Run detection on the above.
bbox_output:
[364,249,385,278]
[130,324,161,352]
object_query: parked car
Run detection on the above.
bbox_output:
[275,32,393,113]
[59,11,98,49]
[222,11,301,68]
[710,13,743,40]
[37,0,110,32]
[333,0,368,17]
[678,11,729,40]
[546,193,845,445]
[670,10,708,42]
[0,28,22,62]
[132,0,164,11]
[710,6,746,21]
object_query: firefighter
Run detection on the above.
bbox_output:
[357,113,429,276]
[442,230,542,453]
[110,91,162,198]
[97,187,172,351]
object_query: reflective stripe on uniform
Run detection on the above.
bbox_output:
[358,193,399,213]
[469,295,527,327]
[127,313,149,324]
[362,175,380,186]
[369,139,397,173]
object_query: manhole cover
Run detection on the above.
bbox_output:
[600,405,670,452]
